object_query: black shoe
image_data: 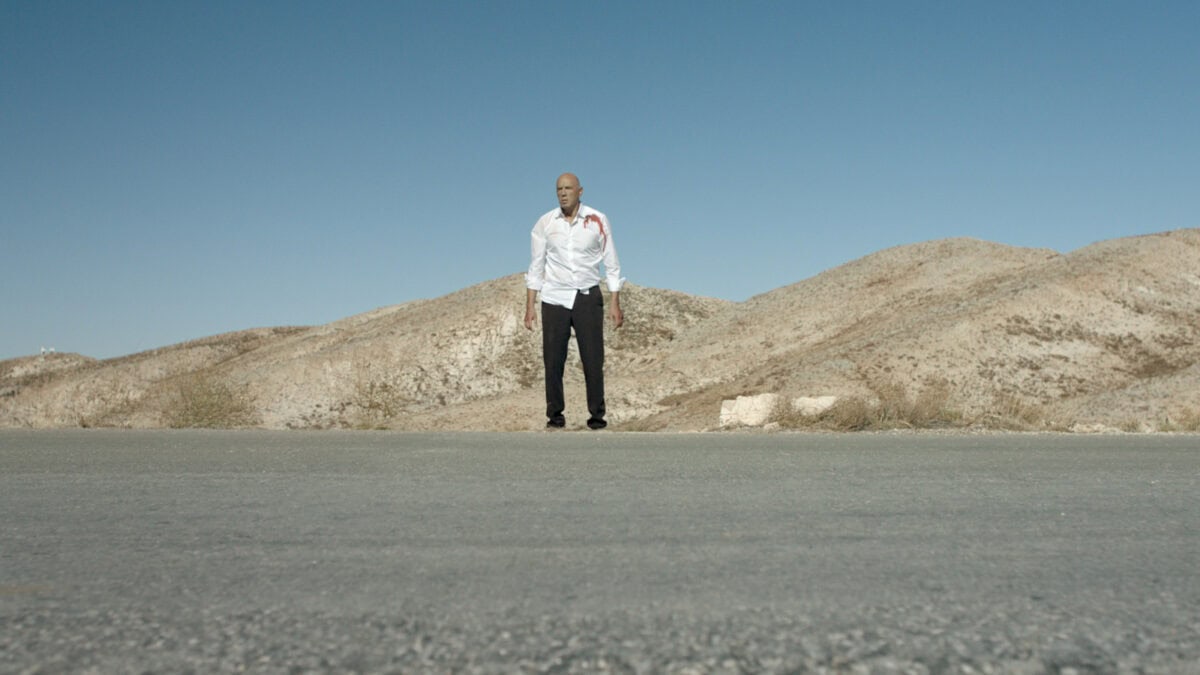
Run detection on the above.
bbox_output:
[546,416,566,429]
[587,418,607,430]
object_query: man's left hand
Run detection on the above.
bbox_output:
[609,304,624,329]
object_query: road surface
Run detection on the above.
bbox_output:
[2,430,1198,672]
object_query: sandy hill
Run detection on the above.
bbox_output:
[634,230,1200,431]
[0,277,729,431]
[3,229,1197,431]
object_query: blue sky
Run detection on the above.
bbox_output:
[3,1,1197,360]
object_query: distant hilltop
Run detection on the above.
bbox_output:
[3,229,1199,432]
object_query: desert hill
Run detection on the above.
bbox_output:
[0,277,729,430]
[634,230,1200,431]
[3,229,1197,431]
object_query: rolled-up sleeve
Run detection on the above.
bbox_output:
[525,220,546,291]
[601,214,625,293]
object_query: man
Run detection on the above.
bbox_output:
[524,173,624,429]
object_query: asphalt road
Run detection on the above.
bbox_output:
[1,430,1198,673]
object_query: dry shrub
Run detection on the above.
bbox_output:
[821,397,877,431]
[911,380,959,426]
[985,392,1046,430]
[770,394,879,431]
[771,379,961,431]
[348,378,410,429]
[344,361,414,429]
[865,378,959,429]
[78,387,142,428]
[768,397,811,429]
[1120,418,1146,433]
[163,373,258,428]
[1160,409,1200,432]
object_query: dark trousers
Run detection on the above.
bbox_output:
[542,287,605,422]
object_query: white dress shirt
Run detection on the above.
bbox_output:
[526,204,625,309]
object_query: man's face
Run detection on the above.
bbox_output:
[556,175,582,214]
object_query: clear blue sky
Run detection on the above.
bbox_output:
[3,1,1197,360]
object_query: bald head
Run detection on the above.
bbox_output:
[556,173,583,218]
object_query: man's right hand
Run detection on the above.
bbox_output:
[524,305,537,331]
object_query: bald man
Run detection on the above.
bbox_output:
[524,173,625,429]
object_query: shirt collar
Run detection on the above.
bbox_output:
[555,204,591,224]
